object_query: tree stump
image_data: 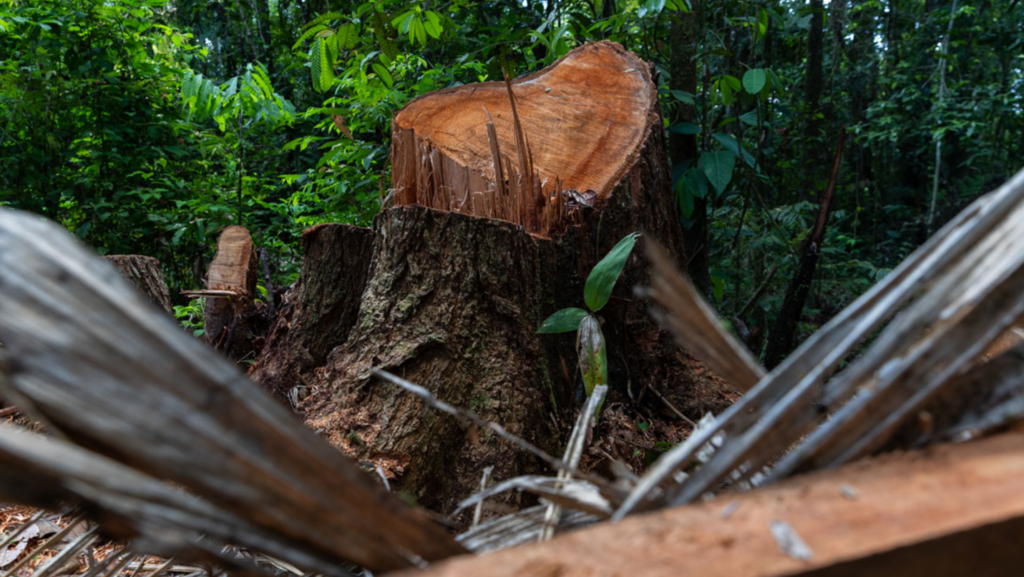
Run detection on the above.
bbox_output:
[182,226,262,362]
[105,255,172,313]
[274,41,729,522]
[249,224,374,401]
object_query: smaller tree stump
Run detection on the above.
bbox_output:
[250,224,374,400]
[105,255,172,313]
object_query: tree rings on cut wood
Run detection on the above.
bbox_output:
[392,41,658,237]
[104,255,172,313]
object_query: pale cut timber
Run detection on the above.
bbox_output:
[402,432,1024,577]
[392,41,657,235]
[196,225,258,350]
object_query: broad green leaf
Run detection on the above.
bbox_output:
[292,23,328,51]
[372,62,393,88]
[720,79,735,105]
[584,232,642,312]
[738,109,759,126]
[670,90,696,105]
[310,37,323,92]
[411,17,426,45]
[669,122,700,135]
[685,166,709,199]
[335,23,359,49]
[742,68,767,94]
[424,11,443,38]
[699,151,735,196]
[712,132,757,168]
[392,11,415,35]
[537,307,589,333]
[578,315,608,404]
[723,74,741,91]
[675,177,694,219]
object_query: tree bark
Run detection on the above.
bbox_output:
[249,224,373,401]
[272,42,731,523]
[670,10,711,298]
[105,255,173,313]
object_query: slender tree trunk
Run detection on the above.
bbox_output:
[764,128,846,369]
[670,10,711,297]
[803,0,825,195]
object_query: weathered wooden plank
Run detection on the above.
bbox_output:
[0,208,465,573]
[401,432,1024,577]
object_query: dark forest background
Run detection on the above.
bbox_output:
[1,0,1021,361]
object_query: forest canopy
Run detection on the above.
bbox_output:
[1,0,1021,358]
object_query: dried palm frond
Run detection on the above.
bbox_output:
[616,167,1024,518]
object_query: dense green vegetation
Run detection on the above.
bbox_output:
[1,0,1021,359]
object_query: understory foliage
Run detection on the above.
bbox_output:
[1,0,1022,359]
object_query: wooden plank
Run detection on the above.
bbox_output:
[403,432,1024,577]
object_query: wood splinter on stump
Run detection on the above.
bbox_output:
[262,41,730,525]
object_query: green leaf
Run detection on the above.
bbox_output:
[392,11,415,35]
[712,132,757,168]
[292,23,329,51]
[675,177,694,219]
[584,232,642,312]
[669,122,700,135]
[578,315,608,403]
[372,62,393,88]
[719,79,735,105]
[310,37,323,92]
[537,307,589,333]
[723,74,741,91]
[335,23,359,49]
[411,17,426,45]
[685,167,709,199]
[711,276,725,302]
[742,68,767,94]
[311,36,333,93]
[424,10,443,38]
[670,90,696,105]
[699,151,735,196]
[738,109,759,126]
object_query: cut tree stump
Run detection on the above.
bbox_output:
[182,225,261,361]
[249,224,374,401]
[105,255,172,313]
[271,41,729,523]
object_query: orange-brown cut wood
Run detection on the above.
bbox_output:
[392,41,657,235]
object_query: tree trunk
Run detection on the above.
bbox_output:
[273,42,731,524]
[764,128,846,369]
[669,9,711,298]
[105,255,172,313]
[249,224,374,401]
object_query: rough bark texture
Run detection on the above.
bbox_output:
[104,255,172,313]
[294,42,731,525]
[305,207,576,521]
[250,224,373,401]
